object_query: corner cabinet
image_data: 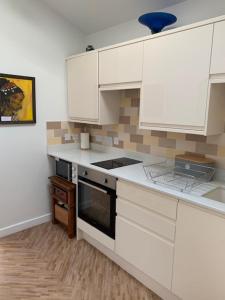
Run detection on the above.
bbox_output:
[139,25,215,135]
[67,52,120,125]
[172,202,225,300]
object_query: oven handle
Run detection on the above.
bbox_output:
[78,179,108,194]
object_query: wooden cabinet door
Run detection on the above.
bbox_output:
[172,202,225,300]
[67,52,99,121]
[99,42,143,85]
[140,25,213,131]
[211,21,225,74]
[116,216,174,290]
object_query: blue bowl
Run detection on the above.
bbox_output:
[138,12,177,34]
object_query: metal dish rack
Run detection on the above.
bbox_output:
[143,160,215,193]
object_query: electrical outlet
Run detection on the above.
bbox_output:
[72,134,79,142]
[113,137,119,145]
[64,133,71,141]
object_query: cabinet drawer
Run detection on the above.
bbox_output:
[116,216,174,290]
[54,186,67,203]
[55,205,68,226]
[117,198,176,241]
[117,180,178,220]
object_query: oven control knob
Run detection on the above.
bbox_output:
[83,171,88,176]
[104,178,108,184]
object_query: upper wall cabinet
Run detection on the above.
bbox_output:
[67,52,99,122]
[67,52,120,125]
[139,25,214,135]
[99,42,143,86]
[210,21,225,75]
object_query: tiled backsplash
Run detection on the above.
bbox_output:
[47,89,225,169]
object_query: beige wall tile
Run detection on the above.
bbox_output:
[48,137,62,145]
[159,138,176,149]
[136,144,151,154]
[167,132,185,140]
[176,140,196,152]
[143,135,159,146]
[186,134,207,142]
[151,131,167,138]
[119,116,130,124]
[47,121,61,130]
[196,143,218,156]
[130,134,144,144]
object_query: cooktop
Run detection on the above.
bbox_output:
[91,157,142,170]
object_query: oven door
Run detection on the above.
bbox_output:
[78,177,116,239]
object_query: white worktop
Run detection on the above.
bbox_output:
[48,143,225,216]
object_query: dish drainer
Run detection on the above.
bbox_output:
[143,160,215,193]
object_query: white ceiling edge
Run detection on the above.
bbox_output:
[41,0,186,35]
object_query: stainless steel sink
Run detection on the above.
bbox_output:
[204,187,225,203]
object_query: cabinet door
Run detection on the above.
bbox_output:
[172,203,225,300]
[116,216,174,290]
[67,52,99,121]
[140,25,213,131]
[99,42,143,85]
[211,21,225,74]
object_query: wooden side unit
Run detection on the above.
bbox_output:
[49,176,76,238]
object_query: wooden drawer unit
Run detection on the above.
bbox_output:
[55,204,68,226]
[117,180,178,220]
[49,176,76,238]
[54,186,67,203]
[117,197,176,241]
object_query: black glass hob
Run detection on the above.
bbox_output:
[91,157,142,170]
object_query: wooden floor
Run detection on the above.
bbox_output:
[0,222,161,300]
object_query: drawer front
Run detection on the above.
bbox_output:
[117,180,178,220]
[55,205,68,225]
[116,216,174,290]
[117,198,176,241]
[54,186,67,203]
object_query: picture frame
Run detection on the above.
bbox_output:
[0,73,36,124]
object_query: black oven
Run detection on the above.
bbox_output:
[78,166,117,239]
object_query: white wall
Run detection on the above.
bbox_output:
[84,0,225,48]
[0,0,84,231]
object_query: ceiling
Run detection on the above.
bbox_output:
[42,0,185,34]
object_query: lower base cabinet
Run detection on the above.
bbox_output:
[172,202,225,300]
[115,216,174,290]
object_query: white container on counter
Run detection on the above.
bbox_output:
[80,132,90,150]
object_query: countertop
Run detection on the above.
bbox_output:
[48,143,225,216]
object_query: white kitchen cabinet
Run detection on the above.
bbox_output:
[99,42,143,86]
[116,180,177,290]
[211,21,225,74]
[67,52,120,124]
[140,25,214,134]
[172,202,225,300]
[116,216,174,290]
[67,51,99,122]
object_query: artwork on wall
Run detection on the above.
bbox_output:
[0,73,36,124]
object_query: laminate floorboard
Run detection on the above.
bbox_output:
[0,222,162,300]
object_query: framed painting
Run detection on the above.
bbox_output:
[0,73,36,124]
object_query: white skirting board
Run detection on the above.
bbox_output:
[0,213,51,238]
